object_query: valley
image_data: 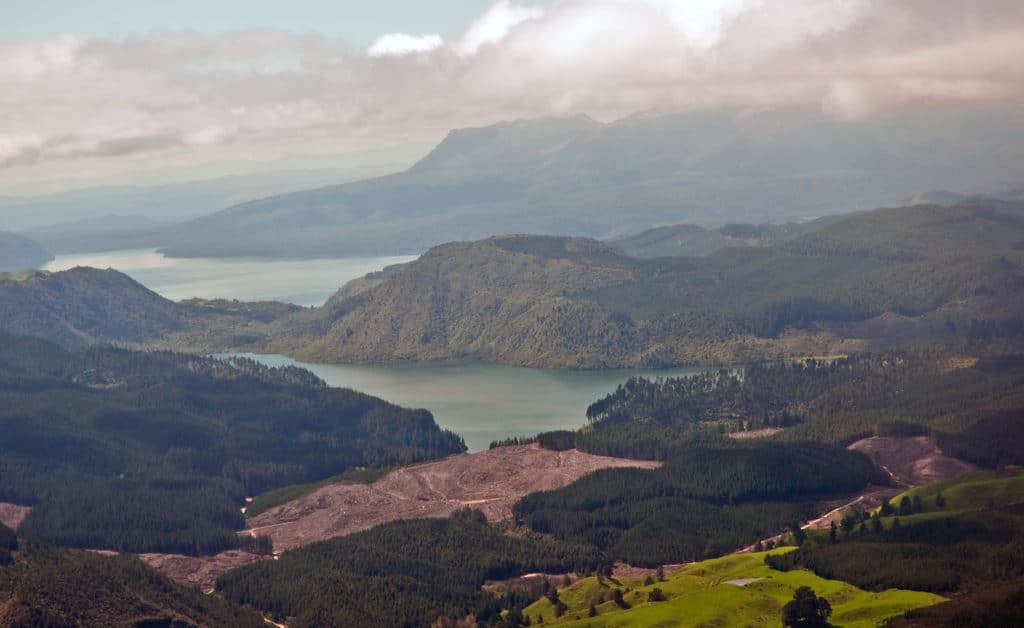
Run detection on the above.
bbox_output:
[5,4,1024,626]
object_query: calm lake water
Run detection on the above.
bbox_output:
[48,248,708,450]
[44,249,415,306]
[231,353,708,452]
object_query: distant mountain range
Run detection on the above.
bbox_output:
[142,106,1024,259]
[0,165,396,248]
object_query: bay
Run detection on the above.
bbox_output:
[44,249,416,306]
[230,353,709,452]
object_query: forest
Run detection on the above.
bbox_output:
[217,511,605,627]
[575,351,1024,454]
[0,523,264,627]
[513,440,883,566]
[765,471,1024,595]
[0,333,465,554]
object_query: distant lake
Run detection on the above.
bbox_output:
[230,353,710,452]
[44,249,416,306]
[47,248,709,450]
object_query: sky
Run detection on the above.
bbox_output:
[3,0,1024,195]
[0,1,511,46]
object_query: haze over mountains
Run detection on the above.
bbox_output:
[0,164,399,246]
[141,106,1024,258]
[0,232,53,273]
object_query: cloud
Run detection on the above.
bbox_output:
[2,0,1024,180]
[367,33,444,57]
[454,0,543,56]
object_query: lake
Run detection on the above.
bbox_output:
[47,248,708,450]
[44,249,416,306]
[230,353,709,452]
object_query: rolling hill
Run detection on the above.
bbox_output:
[522,550,944,627]
[0,267,299,350]
[268,201,1024,368]
[154,106,1024,258]
[0,530,265,628]
[0,333,465,555]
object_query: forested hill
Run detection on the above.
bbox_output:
[0,231,53,272]
[609,217,844,259]
[271,202,1024,368]
[0,266,300,349]
[0,334,465,555]
[0,525,264,627]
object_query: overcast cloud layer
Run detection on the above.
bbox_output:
[3,0,1024,188]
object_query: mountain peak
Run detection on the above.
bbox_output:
[410,115,601,176]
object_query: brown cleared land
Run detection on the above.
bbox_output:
[138,551,266,591]
[141,444,659,588]
[245,444,660,554]
[848,436,974,486]
[0,503,31,530]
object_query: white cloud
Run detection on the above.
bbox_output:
[2,0,1024,184]
[453,0,543,55]
[368,33,444,57]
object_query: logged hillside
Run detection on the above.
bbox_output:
[0,334,465,555]
[155,107,1024,258]
[271,202,1024,367]
[0,232,53,272]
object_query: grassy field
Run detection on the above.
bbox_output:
[523,551,944,627]
[883,466,1024,513]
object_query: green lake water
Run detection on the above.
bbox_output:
[48,248,709,451]
[234,353,708,452]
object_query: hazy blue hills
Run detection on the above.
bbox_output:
[153,106,1024,259]
[0,165,397,251]
[0,232,53,273]
[609,217,847,258]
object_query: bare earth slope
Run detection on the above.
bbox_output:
[848,436,975,486]
[246,443,660,553]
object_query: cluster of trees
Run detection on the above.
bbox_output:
[782,586,832,628]
[585,354,926,435]
[513,440,883,565]
[217,513,605,627]
[0,333,466,554]
[569,350,1024,454]
[937,409,1024,468]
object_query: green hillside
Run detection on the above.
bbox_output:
[269,202,1024,368]
[0,524,264,627]
[522,551,943,627]
[766,468,1024,596]
[0,333,464,555]
[217,514,605,628]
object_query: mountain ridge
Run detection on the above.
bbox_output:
[147,106,1024,258]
